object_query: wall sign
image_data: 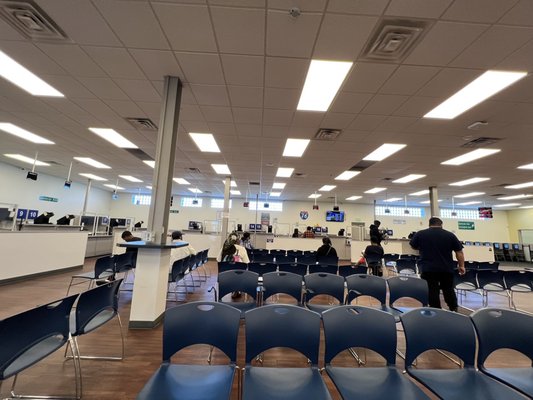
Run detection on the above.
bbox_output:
[300,211,309,220]
[169,210,179,214]
[17,209,27,219]
[39,195,58,202]
[393,219,406,225]
[458,221,475,230]
[261,212,270,225]
[28,209,38,219]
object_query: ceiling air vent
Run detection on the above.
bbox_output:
[293,173,307,178]
[360,19,430,62]
[0,0,70,42]
[461,137,502,148]
[314,128,341,141]
[187,167,201,173]
[126,117,158,131]
[248,182,260,186]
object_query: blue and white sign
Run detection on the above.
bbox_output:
[300,211,309,220]
[28,209,38,219]
[17,209,27,219]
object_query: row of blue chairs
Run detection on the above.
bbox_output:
[168,249,210,301]
[137,301,533,400]
[218,261,368,278]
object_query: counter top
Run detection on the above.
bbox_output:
[117,240,189,249]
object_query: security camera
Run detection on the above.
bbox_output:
[289,7,301,17]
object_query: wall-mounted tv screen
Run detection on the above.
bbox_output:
[314,227,322,233]
[512,243,521,250]
[483,242,491,247]
[478,207,493,219]
[503,243,510,250]
[326,210,344,222]
[493,243,501,249]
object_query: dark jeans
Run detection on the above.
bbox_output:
[420,271,458,311]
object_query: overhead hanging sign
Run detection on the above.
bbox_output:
[39,195,58,202]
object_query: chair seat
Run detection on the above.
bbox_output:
[482,368,533,397]
[482,283,505,292]
[137,363,236,400]
[508,284,531,292]
[71,270,114,280]
[410,368,525,400]
[243,366,331,400]
[70,309,116,335]
[455,283,478,291]
[327,366,429,400]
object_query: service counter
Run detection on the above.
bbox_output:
[18,224,83,232]
[0,231,88,283]
[264,236,351,260]
[85,235,113,257]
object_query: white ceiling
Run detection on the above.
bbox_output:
[1,0,533,209]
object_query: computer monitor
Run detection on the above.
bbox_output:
[512,243,521,250]
[0,208,11,221]
[474,242,481,246]
[386,229,393,236]
[314,227,322,233]
[493,243,501,249]
[34,212,54,224]
[464,241,472,246]
[56,214,75,225]
[503,243,510,250]
[322,227,328,233]
[483,242,491,247]
[326,210,345,222]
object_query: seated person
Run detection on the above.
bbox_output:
[240,231,254,250]
[121,230,141,256]
[217,233,250,264]
[292,228,300,238]
[169,230,196,270]
[303,226,315,238]
[364,238,384,276]
[316,237,338,262]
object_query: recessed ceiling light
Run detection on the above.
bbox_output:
[272,182,286,190]
[282,138,310,157]
[505,182,533,189]
[221,180,237,187]
[346,195,362,201]
[424,70,527,119]
[420,200,442,204]
[365,187,387,194]
[270,192,281,197]
[143,160,155,168]
[79,173,107,181]
[297,59,353,112]
[189,133,220,153]
[230,190,241,195]
[0,123,54,144]
[73,157,110,169]
[441,149,501,166]
[104,184,124,190]
[211,164,231,175]
[383,197,402,202]
[146,185,152,190]
[363,144,406,161]
[518,163,533,170]
[335,171,360,181]
[276,167,294,178]
[409,190,430,196]
[457,201,482,206]
[494,203,521,208]
[189,188,202,194]
[453,192,485,198]
[519,205,533,209]
[449,177,490,186]
[0,50,64,97]
[88,128,138,149]
[319,185,336,191]
[173,178,190,185]
[4,153,49,166]
[393,174,426,184]
[308,194,321,199]
[119,175,142,183]
[497,194,533,200]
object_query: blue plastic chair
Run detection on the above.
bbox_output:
[365,254,384,276]
[277,263,308,277]
[66,255,115,295]
[213,270,260,316]
[471,308,533,398]
[387,276,428,315]
[136,301,241,400]
[401,308,525,400]
[323,306,429,400]
[504,270,533,309]
[262,271,303,305]
[248,262,277,276]
[476,270,509,307]
[345,274,390,311]
[304,273,345,314]
[338,264,367,278]
[317,255,339,266]
[217,261,248,274]
[394,258,417,275]
[269,249,286,256]
[273,255,295,264]
[308,264,338,275]
[0,294,81,399]
[242,304,331,400]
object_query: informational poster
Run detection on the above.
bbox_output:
[261,212,270,225]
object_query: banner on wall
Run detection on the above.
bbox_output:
[261,213,270,225]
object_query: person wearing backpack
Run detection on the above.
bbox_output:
[217,232,250,263]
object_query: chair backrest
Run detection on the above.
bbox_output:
[504,270,533,291]
[244,304,321,364]
[163,301,241,363]
[316,255,339,266]
[383,253,399,263]
[277,263,308,277]
[297,255,316,265]
[0,294,79,379]
[387,276,428,307]
[73,279,123,335]
[262,271,303,304]
[308,264,338,275]
[399,254,417,260]
[345,274,387,305]
[114,251,136,273]
[338,264,367,278]
[287,250,304,257]
[453,269,478,288]
[201,249,209,264]
[252,249,268,256]
[471,308,533,366]
[304,273,345,305]
[274,255,295,264]
[365,254,383,265]
[465,261,479,271]
[477,261,499,271]
[477,270,506,288]
[248,262,277,276]
[94,256,115,278]
[395,258,417,273]
[269,249,286,256]
[218,261,248,274]
[303,250,317,256]
[401,308,476,367]
[170,258,186,282]
[252,254,275,263]
[218,270,259,299]
[323,306,397,365]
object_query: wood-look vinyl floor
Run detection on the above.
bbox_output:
[0,259,531,399]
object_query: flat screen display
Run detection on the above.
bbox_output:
[483,242,491,247]
[478,207,493,219]
[326,210,344,222]
[503,243,510,250]
[512,243,521,250]
[464,241,472,246]
[314,227,322,233]
[494,243,501,249]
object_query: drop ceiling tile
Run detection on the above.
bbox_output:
[104,100,144,118]
[263,88,300,110]
[442,0,517,23]
[313,14,378,59]
[114,80,161,102]
[327,0,389,14]
[497,40,533,70]
[291,111,324,128]
[232,108,263,124]
[0,41,65,75]
[40,75,95,99]
[136,102,161,122]
[227,86,263,108]
[0,16,24,40]
[330,92,373,114]
[320,113,356,129]
[268,0,327,11]
[263,109,294,125]
[266,10,322,57]
[210,6,265,55]
[416,68,480,97]
[152,3,217,51]
[343,63,397,93]
[262,124,290,138]
[209,0,265,6]
[206,122,236,136]
[380,66,440,95]
[180,120,210,134]
[175,52,225,84]
[220,54,264,86]
[393,96,441,117]
[376,116,418,132]
[77,77,129,100]
[385,0,453,19]
[265,57,308,89]
[83,46,145,79]
[190,84,230,106]
[236,124,262,137]
[180,104,204,121]
[347,115,387,131]
[200,106,234,123]
[36,44,105,77]
[129,49,183,81]
[500,0,533,26]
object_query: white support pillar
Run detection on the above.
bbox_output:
[220,177,231,246]
[429,186,440,217]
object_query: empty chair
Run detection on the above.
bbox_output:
[394,258,417,275]
[66,255,115,295]
[478,261,499,271]
[383,253,400,266]
[298,255,317,265]
[317,255,339,266]
[287,250,304,258]
[252,254,275,263]
[168,257,192,301]
[212,270,260,315]
[274,254,295,264]
[262,271,303,305]
[248,262,277,276]
[504,270,533,309]
[252,249,269,257]
[471,308,533,398]
[401,308,525,400]
[217,261,248,274]
[277,263,308,277]
[304,273,345,314]
[477,270,509,307]
[453,269,480,306]
[345,274,389,311]
[365,254,384,277]
[338,264,368,278]
[136,301,241,400]
[465,261,480,271]
[269,249,286,256]
[114,251,136,287]
[242,304,331,400]
[303,250,317,256]
[323,306,429,400]
[308,264,338,275]
[387,276,428,315]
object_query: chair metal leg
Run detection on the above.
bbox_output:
[348,348,366,366]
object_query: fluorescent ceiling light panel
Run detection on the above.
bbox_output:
[365,187,386,194]
[0,50,64,97]
[505,182,533,189]
[119,175,142,183]
[454,192,485,198]
[383,197,402,202]
[283,138,310,157]
[272,182,286,190]
[270,192,281,197]
[319,185,336,191]
[146,186,152,190]
[221,180,237,187]
[308,194,321,199]
[497,194,533,200]
[276,167,294,178]
[424,70,527,119]
[297,59,353,112]
[88,128,138,149]
[79,173,107,181]
[420,200,442,204]
[189,133,220,153]
[494,203,521,208]
[363,144,406,161]
[0,123,54,144]
[230,190,241,195]
[4,153,49,166]
[173,178,190,185]
[335,171,360,181]
[143,160,155,168]
[189,188,202,194]
[519,206,533,209]
[457,201,482,206]
[346,196,362,201]
[73,157,110,169]
[449,177,490,186]
[393,174,426,184]
[518,163,533,170]
[104,184,124,190]
[441,149,501,166]
[211,164,231,175]
[410,190,430,196]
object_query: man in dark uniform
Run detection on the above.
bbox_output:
[369,220,384,245]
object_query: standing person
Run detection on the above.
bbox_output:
[316,237,338,262]
[369,220,384,245]
[169,230,196,269]
[303,226,315,238]
[364,238,384,276]
[240,231,254,250]
[217,232,250,264]
[409,217,466,311]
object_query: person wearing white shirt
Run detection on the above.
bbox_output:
[170,230,196,270]
[216,232,250,263]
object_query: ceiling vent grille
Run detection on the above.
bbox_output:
[248,182,260,186]
[314,128,341,141]
[126,117,158,131]
[0,0,70,42]
[187,167,201,173]
[461,137,502,148]
[293,173,307,178]
[360,19,430,62]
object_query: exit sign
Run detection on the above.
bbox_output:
[458,221,475,230]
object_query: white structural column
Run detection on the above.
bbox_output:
[429,186,439,218]
[129,76,182,329]
[220,177,231,246]
[81,178,92,216]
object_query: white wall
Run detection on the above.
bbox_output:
[0,161,112,220]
